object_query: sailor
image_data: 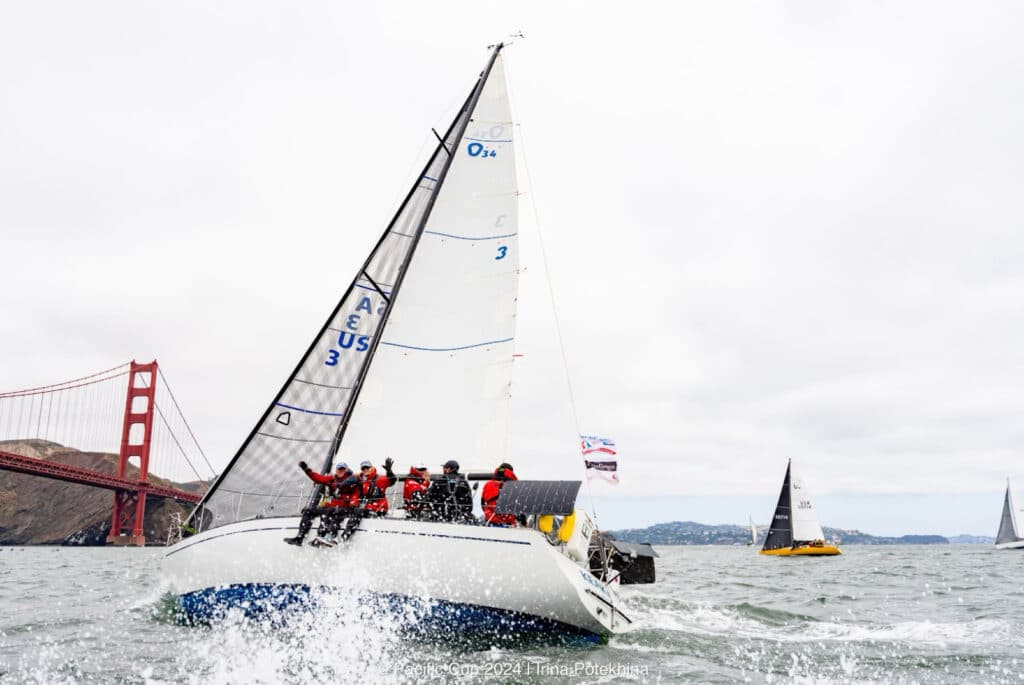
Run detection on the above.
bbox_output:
[481,462,517,526]
[314,458,398,544]
[357,458,397,516]
[403,463,430,518]
[284,461,360,546]
[423,459,473,522]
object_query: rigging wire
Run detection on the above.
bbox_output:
[156,368,216,479]
[504,55,601,527]
[0,362,130,399]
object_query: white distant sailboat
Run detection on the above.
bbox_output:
[760,459,841,557]
[162,43,644,643]
[995,479,1024,550]
[747,516,757,546]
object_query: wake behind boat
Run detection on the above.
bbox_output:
[162,43,651,643]
[995,479,1024,550]
[760,459,841,557]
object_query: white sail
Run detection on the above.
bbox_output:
[193,51,508,531]
[340,55,518,467]
[789,463,825,542]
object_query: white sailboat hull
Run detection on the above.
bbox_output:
[163,517,630,643]
[995,539,1024,550]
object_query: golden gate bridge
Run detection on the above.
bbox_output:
[0,360,216,545]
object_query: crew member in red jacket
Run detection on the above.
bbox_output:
[481,462,518,526]
[357,458,397,515]
[403,463,430,518]
[284,461,360,546]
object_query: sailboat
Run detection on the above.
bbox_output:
[162,44,643,643]
[995,479,1024,550]
[747,516,757,546]
[760,459,841,556]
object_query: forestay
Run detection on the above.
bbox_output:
[192,48,514,532]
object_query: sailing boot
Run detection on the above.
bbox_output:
[339,513,363,542]
[284,508,315,545]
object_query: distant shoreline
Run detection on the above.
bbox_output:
[609,521,996,546]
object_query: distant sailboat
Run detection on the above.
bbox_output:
[995,479,1024,550]
[747,516,757,546]
[760,459,841,557]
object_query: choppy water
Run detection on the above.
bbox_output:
[0,545,1021,683]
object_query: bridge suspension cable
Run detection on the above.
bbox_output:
[0,361,215,485]
[0,363,129,456]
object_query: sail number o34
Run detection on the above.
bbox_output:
[467,142,497,158]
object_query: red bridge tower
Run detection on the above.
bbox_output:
[107,360,158,546]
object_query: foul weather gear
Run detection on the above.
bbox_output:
[482,466,518,525]
[403,468,430,518]
[424,472,473,522]
[357,466,396,514]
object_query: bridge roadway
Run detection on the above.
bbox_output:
[0,449,202,504]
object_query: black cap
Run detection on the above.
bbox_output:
[442,459,459,470]
[497,462,513,472]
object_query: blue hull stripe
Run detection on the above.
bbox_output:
[175,583,603,644]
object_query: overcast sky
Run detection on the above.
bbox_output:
[2,2,1023,534]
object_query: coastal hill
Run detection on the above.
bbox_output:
[608,520,984,546]
[0,439,207,545]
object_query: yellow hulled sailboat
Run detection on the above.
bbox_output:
[760,459,841,557]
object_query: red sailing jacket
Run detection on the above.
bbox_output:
[359,467,397,514]
[403,470,430,512]
[305,470,361,508]
[482,468,518,525]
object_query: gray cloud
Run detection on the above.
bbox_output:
[2,3,1023,520]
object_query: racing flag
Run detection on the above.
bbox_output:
[581,435,619,484]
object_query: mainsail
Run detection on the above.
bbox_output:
[996,481,1022,545]
[193,45,515,532]
[762,461,794,551]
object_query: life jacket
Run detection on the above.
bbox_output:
[424,474,473,521]
[403,469,429,511]
[307,469,359,507]
[482,468,517,525]
[359,467,393,514]
[330,475,361,508]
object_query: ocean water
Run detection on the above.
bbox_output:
[0,544,1021,683]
